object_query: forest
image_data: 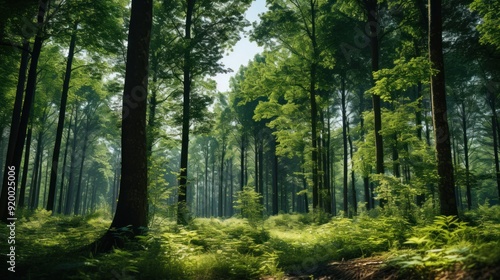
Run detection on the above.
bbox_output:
[1,0,500,279]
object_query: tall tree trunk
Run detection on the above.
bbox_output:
[177,0,195,225]
[18,125,32,208]
[240,134,246,189]
[211,149,216,216]
[219,143,225,217]
[348,120,357,215]
[47,23,77,211]
[65,109,80,215]
[365,0,384,197]
[29,131,43,209]
[10,40,30,207]
[460,101,472,210]
[492,114,500,201]
[309,0,320,211]
[74,133,89,215]
[258,139,264,205]
[92,0,152,253]
[0,1,48,222]
[272,140,279,215]
[488,87,500,201]
[204,142,209,217]
[110,0,152,229]
[341,76,349,216]
[57,108,74,214]
[428,0,458,216]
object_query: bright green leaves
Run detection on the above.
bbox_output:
[367,57,434,102]
[471,0,500,51]
[234,186,265,225]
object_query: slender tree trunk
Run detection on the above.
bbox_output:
[240,134,246,189]
[301,167,309,213]
[460,101,472,210]
[47,23,77,211]
[0,1,48,222]
[272,141,279,215]
[428,0,458,216]
[57,108,73,214]
[65,109,80,215]
[11,40,30,207]
[177,0,195,225]
[485,87,500,201]
[211,150,216,216]
[258,139,264,204]
[491,115,500,201]
[308,0,320,211]
[219,143,225,217]
[204,142,209,217]
[29,132,43,209]
[341,76,349,216]
[348,120,357,215]
[74,133,89,215]
[18,125,32,208]
[365,0,384,196]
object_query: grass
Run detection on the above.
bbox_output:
[1,206,500,279]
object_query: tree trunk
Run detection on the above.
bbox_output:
[92,0,152,253]
[57,108,74,214]
[488,87,500,201]
[29,131,43,209]
[219,143,225,217]
[177,0,195,225]
[365,0,384,188]
[0,1,48,222]
[74,132,89,215]
[460,101,472,210]
[204,141,209,217]
[240,134,246,189]
[18,125,32,208]
[272,141,279,215]
[492,115,500,201]
[308,0,320,211]
[11,40,30,208]
[428,0,458,216]
[348,120,357,215]
[47,23,77,211]
[341,76,349,216]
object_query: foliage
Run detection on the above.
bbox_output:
[470,0,500,51]
[388,213,500,275]
[4,207,500,279]
[234,185,265,225]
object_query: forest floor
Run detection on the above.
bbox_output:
[275,256,500,280]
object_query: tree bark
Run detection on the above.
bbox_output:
[460,101,472,210]
[56,108,74,214]
[47,23,77,211]
[177,0,195,225]
[0,1,48,222]
[18,125,32,208]
[365,0,384,178]
[341,75,349,216]
[92,0,152,253]
[428,0,458,216]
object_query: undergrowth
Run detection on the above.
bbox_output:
[1,205,499,279]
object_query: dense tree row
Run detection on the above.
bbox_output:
[0,0,499,234]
